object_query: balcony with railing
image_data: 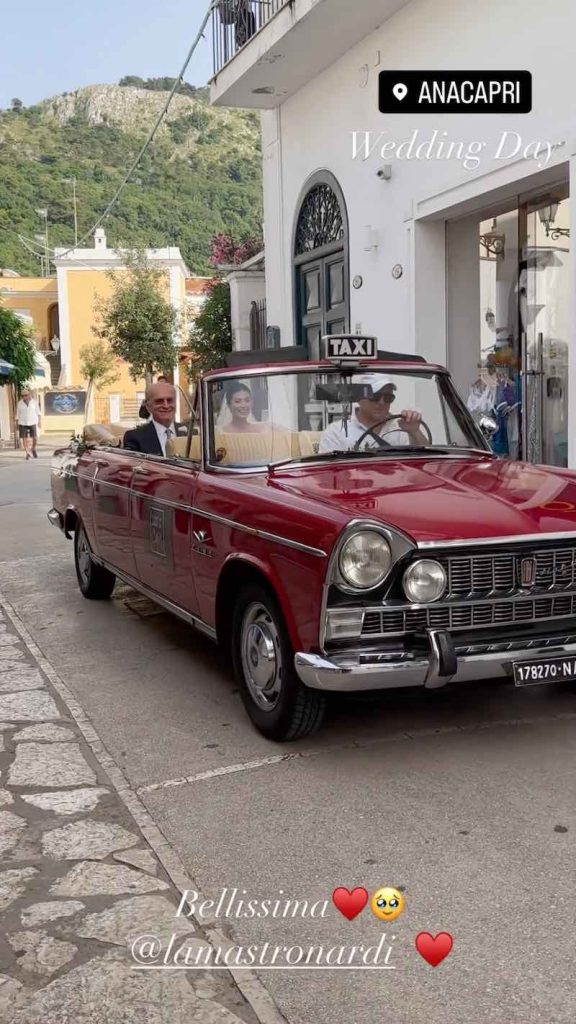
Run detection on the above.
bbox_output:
[210,0,412,109]
[212,0,287,76]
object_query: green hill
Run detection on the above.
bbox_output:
[0,82,262,276]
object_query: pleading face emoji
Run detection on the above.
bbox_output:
[370,887,405,922]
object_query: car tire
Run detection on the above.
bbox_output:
[74,523,116,600]
[232,584,326,741]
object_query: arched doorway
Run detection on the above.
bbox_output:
[293,172,349,358]
[48,303,60,342]
[46,304,61,386]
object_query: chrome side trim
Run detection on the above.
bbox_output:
[193,509,327,558]
[93,478,194,513]
[418,531,576,550]
[75,475,326,556]
[101,562,218,641]
[91,477,132,494]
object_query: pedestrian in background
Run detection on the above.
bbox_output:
[16,389,41,460]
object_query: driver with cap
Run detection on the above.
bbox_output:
[319,373,427,453]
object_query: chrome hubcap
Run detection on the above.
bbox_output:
[241,602,282,711]
[77,530,91,584]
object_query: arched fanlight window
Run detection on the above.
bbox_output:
[292,173,350,353]
[294,183,344,256]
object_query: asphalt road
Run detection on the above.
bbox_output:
[1,449,576,1024]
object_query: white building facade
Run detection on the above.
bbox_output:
[210,0,576,468]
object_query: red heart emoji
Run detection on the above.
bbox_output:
[415,932,453,967]
[332,887,369,921]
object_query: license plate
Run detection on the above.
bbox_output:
[513,655,576,686]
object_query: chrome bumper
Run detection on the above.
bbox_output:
[295,632,576,692]
[47,508,64,531]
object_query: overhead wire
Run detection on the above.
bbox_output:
[19,0,218,266]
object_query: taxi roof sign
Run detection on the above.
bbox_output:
[323,335,378,361]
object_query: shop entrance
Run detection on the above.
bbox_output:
[447,184,571,466]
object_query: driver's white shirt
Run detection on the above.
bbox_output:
[319,413,409,453]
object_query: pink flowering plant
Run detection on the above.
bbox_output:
[209,234,263,268]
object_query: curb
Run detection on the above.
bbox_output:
[0,592,290,1024]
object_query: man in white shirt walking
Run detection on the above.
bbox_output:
[16,389,41,460]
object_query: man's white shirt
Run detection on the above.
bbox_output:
[16,399,40,427]
[152,420,177,456]
[319,413,409,453]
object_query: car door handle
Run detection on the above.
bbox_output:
[133,465,151,476]
[95,459,109,468]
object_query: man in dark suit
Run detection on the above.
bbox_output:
[124,382,186,456]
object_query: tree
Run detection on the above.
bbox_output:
[118,76,145,88]
[95,251,179,383]
[10,98,23,111]
[0,306,36,389]
[79,339,120,422]
[0,305,37,447]
[187,280,232,376]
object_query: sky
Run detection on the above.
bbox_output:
[0,0,215,109]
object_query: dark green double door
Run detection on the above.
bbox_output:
[296,249,348,358]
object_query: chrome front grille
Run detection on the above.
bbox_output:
[443,546,576,598]
[332,543,576,642]
[362,592,576,637]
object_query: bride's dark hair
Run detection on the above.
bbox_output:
[224,381,252,406]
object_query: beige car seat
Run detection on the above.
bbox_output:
[82,423,125,447]
[165,435,201,459]
[213,431,293,465]
[297,431,322,457]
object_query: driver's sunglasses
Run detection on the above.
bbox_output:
[369,391,395,404]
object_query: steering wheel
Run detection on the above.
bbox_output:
[353,415,433,451]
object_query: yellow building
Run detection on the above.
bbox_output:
[0,230,209,438]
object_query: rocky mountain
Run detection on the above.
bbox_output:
[0,82,262,275]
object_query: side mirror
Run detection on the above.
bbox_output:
[478,414,498,439]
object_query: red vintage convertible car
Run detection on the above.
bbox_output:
[49,340,576,741]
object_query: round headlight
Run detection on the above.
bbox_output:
[403,559,447,603]
[338,531,392,590]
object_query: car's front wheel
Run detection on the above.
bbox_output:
[74,524,116,600]
[232,584,326,741]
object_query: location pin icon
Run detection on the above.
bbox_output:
[392,82,408,101]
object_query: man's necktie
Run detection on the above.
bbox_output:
[164,427,173,455]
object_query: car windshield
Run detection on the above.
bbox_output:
[206,368,487,468]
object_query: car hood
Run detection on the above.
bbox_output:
[269,456,576,544]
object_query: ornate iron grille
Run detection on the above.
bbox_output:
[294,184,344,255]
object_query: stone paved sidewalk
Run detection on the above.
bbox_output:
[0,437,71,459]
[0,597,273,1024]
